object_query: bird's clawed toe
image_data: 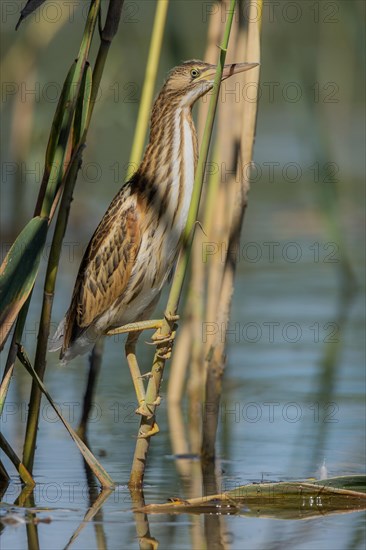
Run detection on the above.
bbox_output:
[149,326,177,345]
[135,401,153,418]
[135,396,162,418]
[137,421,160,439]
[165,313,180,323]
[139,371,153,379]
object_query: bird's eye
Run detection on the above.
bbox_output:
[191,68,200,79]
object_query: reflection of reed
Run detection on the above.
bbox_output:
[309,288,356,470]
[168,401,229,550]
[77,338,104,441]
[65,453,112,550]
[64,487,112,550]
[18,492,40,550]
[129,487,158,550]
[168,401,206,548]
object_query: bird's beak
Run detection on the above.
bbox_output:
[199,62,259,83]
[221,62,259,81]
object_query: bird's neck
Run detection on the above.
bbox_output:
[137,97,199,223]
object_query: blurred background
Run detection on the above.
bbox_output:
[1,1,365,549]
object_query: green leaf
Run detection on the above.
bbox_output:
[15,0,48,30]
[73,63,93,149]
[45,60,77,174]
[40,0,100,219]
[17,346,115,489]
[0,217,48,349]
[313,475,366,493]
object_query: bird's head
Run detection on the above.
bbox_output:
[163,59,259,106]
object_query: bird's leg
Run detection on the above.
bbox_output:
[125,332,155,419]
[107,319,164,336]
[125,332,162,428]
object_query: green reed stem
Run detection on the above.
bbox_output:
[127,0,169,179]
[128,0,238,488]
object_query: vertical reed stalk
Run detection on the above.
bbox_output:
[167,1,223,407]
[127,0,169,178]
[202,0,262,461]
[128,0,238,488]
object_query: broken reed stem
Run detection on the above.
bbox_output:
[128,0,239,489]
[202,0,262,461]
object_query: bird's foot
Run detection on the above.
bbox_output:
[156,347,173,360]
[135,396,161,418]
[139,371,153,379]
[147,327,177,359]
[135,400,153,418]
[139,537,158,550]
[137,421,160,439]
[153,322,178,343]
[151,395,162,407]
[145,329,176,346]
[165,313,180,323]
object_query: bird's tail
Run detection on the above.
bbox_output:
[48,318,65,353]
[49,317,96,364]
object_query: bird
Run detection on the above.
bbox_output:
[50,59,257,417]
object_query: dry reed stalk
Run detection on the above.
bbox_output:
[186,2,239,457]
[167,0,223,408]
[204,10,243,355]
[129,0,239,487]
[202,0,262,461]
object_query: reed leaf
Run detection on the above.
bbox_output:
[64,488,113,549]
[0,216,48,349]
[22,0,122,476]
[73,64,92,149]
[17,345,114,488]
[44,61,77,175]
[15,0,48,30]
[0,433,35,486]
[1,2,100,353]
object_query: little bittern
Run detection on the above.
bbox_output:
[50,60,257,415]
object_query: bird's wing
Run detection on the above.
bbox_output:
[63,188,141,349]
